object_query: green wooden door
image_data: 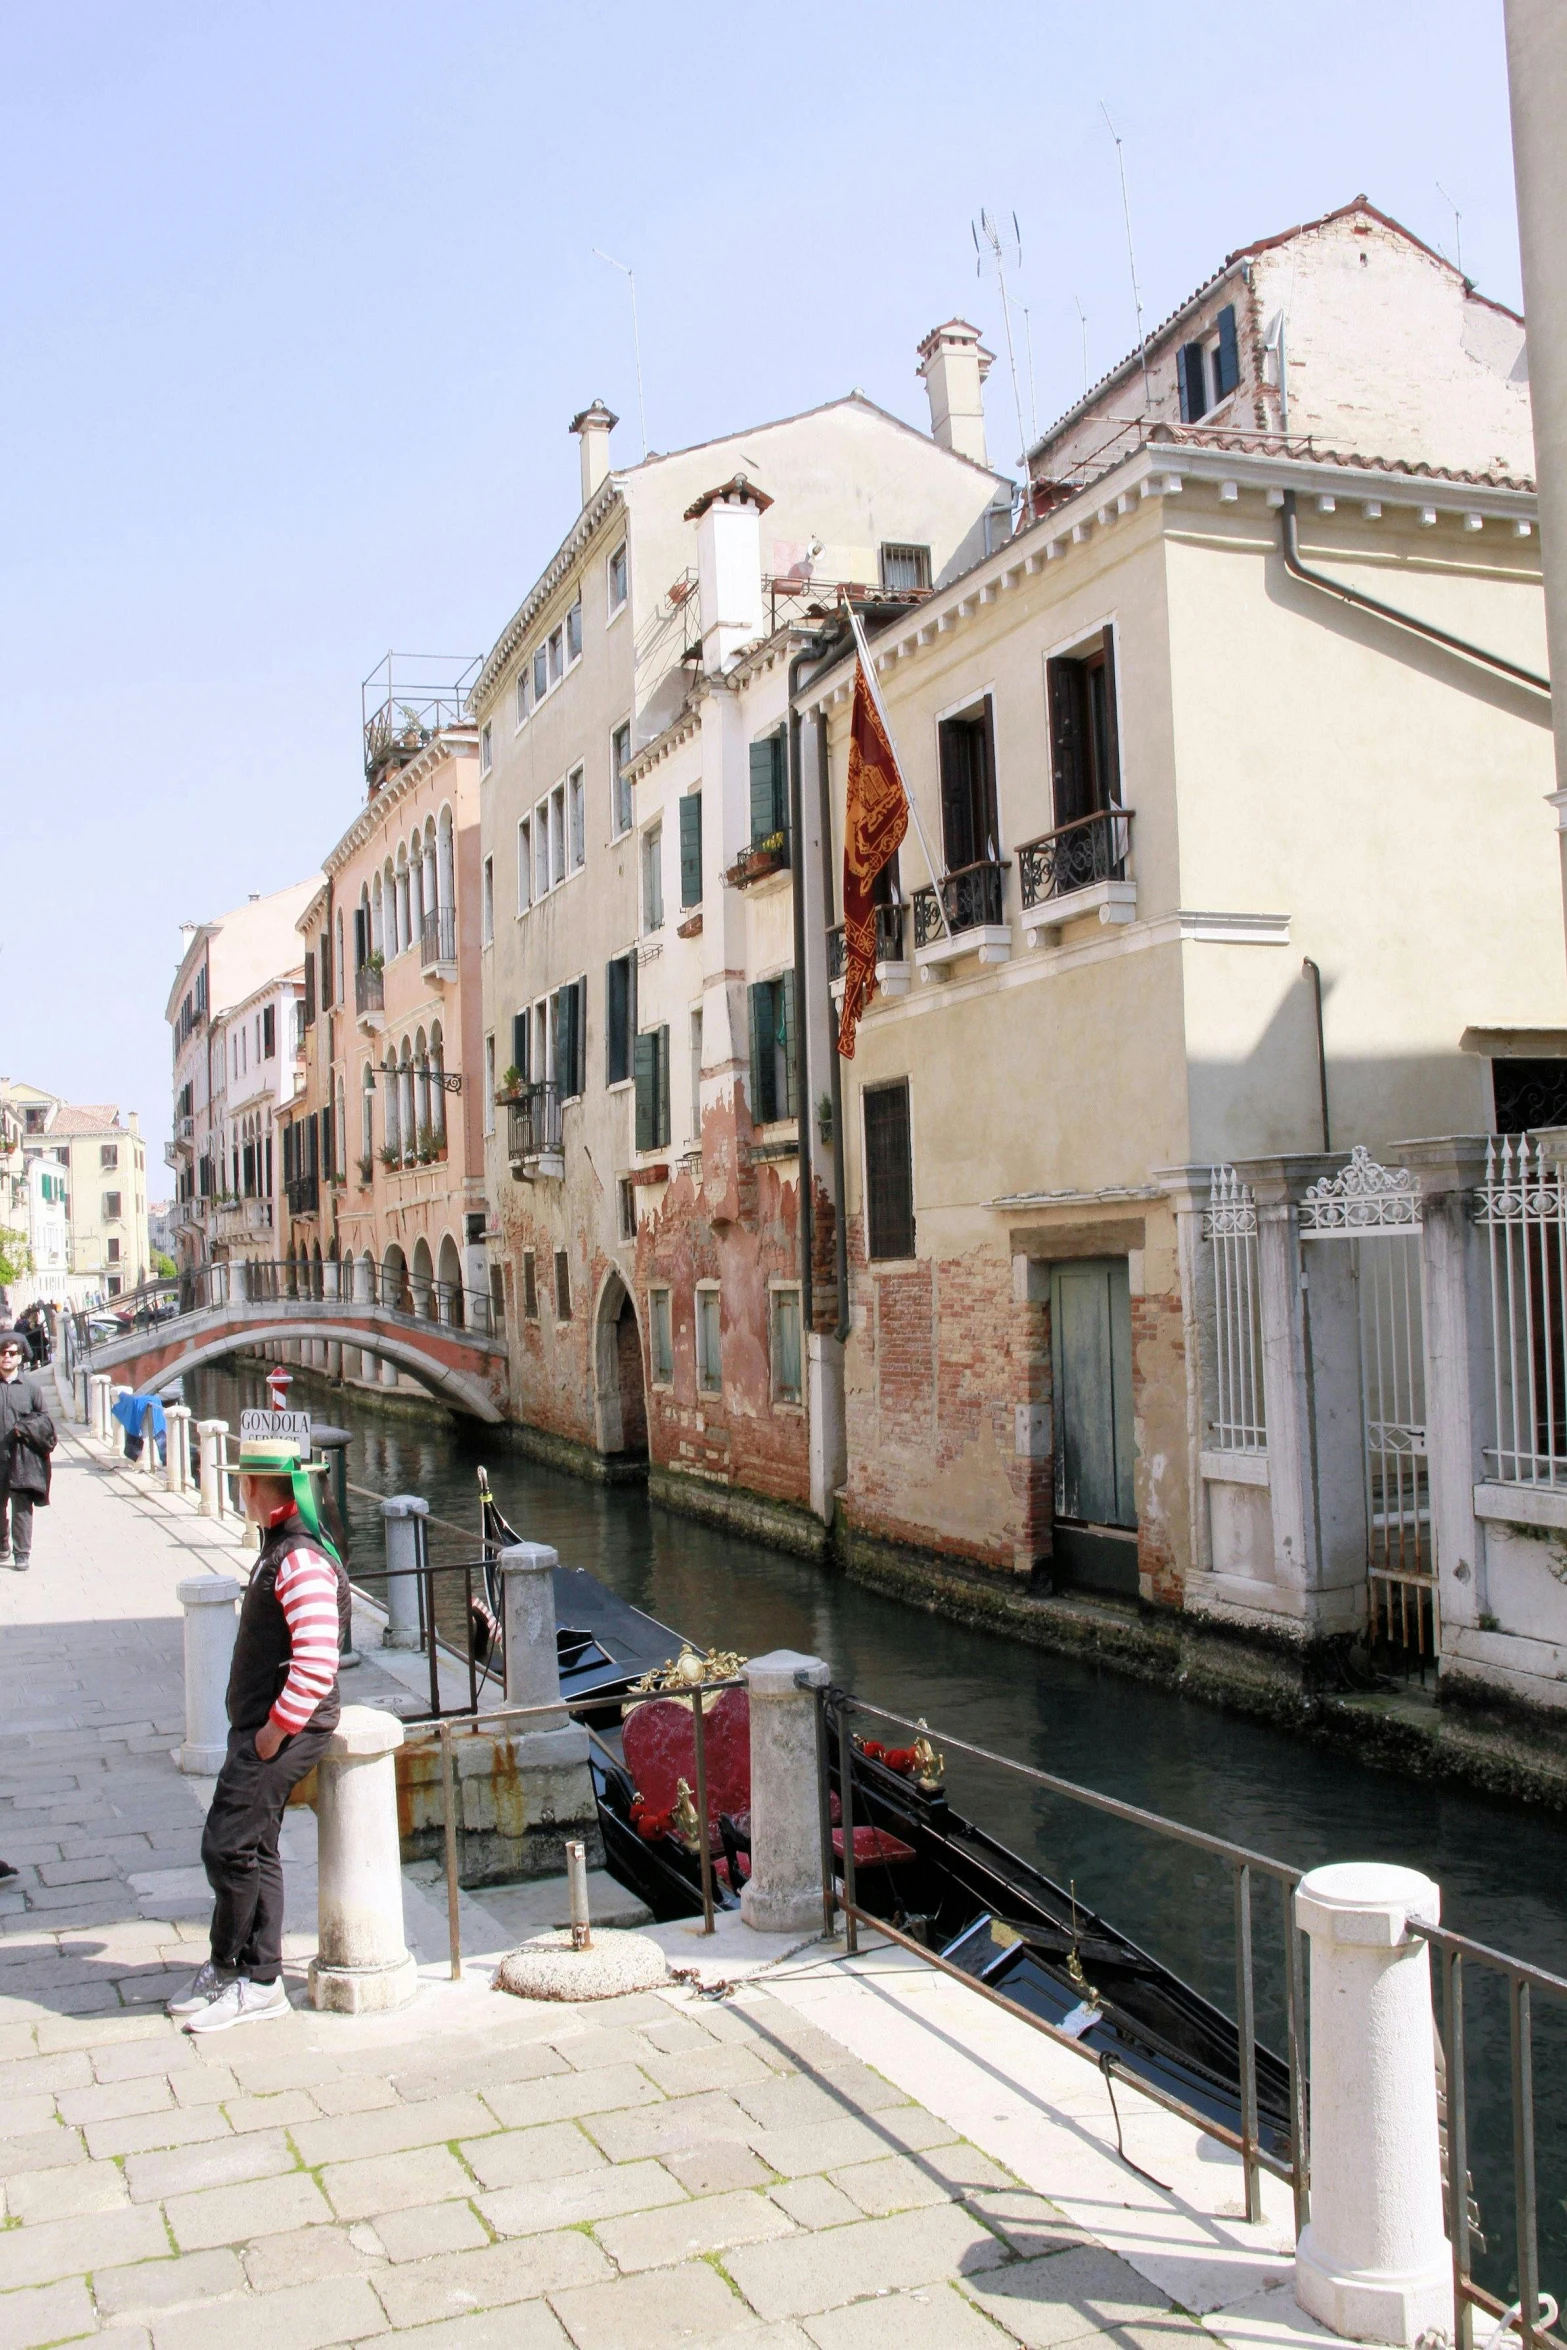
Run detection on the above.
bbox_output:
[1050,1258,1138,1594]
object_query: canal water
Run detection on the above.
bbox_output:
[191,1360,1567,2299]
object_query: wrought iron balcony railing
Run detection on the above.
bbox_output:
[355,963,385,1016]
[827,903,907,980]
[285,1172,319,1216]
[420,904,456,969]
[912,858,1008,950]
[1018,807,1132,908]
[507,1082,563,1163]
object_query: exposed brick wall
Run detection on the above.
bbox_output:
[1130,1278,1188,1611]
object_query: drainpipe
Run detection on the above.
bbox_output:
[1302,957,1331,1152]
[817,681,852,1346]
[1278,489,1549,696]
[787,640,829,1332]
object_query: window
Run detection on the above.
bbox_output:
[483,1036,495,1136]
[100,1144,118,1170]
[771,1287,803,1404]
[320,932,333,1011]
[1046,630,1121,828]
[533,644,548,701]
[552,977,587,1100]
[551,782,567,886]
[864,1080,915,1261]
[879,542,932,593]
[106,1236,121,1264]
[608,541,628,614]
[511,1009,531,1084]
[696,1285,721,1393]
[522,1249,539,1321]
[605,953,635,1086]
[612,723,633,837]
[534,801,551,902]
[106,1274,122,1297]
[548,626,564,688]
[937,700,999,870]
[689,1009,703,1143]
[262,1005,275,1059]
[748,975,797,1123]
[566,596,582,664]
[634,1025,671,1151]
[480,721,492,774]
[364,1063,377,1157]
[483,855,495,945]
[554,1248,572,1321]
[568,768,585,871]
[749,730,788,853]
[515,671,528,727]
[302,950,316,1028]
[618,1177,637,1242]
[642,822,664,931]
[679,791,703,908]
[1178,302,1240,420]
[517,819,532,913]
[649,1287,673,1384]
[102,1190,122,1220]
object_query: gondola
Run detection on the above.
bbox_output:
[469,1472,1291,2148]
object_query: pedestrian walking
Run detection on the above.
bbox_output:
[171,1432,350,2032]
[0,1327,56,1571]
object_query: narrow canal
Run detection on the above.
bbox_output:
[191,1360,1567,2298]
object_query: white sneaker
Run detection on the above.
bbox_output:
[184,1975,290,2033]
[167,1960,236,2019]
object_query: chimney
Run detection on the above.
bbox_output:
[916,319,993,466]
[684,475,773,673]
[570,401,619,505]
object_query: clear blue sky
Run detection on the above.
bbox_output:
[0,0,1523,1164]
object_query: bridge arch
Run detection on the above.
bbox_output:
[94,1318,505,1423]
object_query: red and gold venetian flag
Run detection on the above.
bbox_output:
[838,656,909,1059]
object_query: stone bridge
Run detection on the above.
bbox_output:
[77,1273,509,1422]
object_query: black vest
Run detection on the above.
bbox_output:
[226,1519,351,1735]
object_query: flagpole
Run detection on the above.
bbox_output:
[843,599,952,940]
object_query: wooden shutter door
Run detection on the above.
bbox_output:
[575,979,587,1098]
[1047,659,1090,827]
[606,959,627,1086]
[656,1024,671,1147]
[749,740,777,848]
[679,793,703,906]
[748,983,774,1123]
[780,971,798,1118]
[1215,304,1239,399]
[634,1032,655,1151]
[1049,1258,1138,1595]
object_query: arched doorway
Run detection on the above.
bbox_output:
[437,1232,464,1326]
[383,1242,409,1315]
[411,1236,435,1319]
[593,1272,647,1461]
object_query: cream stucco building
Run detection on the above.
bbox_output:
[0,1082,151,1305]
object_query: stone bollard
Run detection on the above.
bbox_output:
[309,1705,419,2013]
[89,1374,111,1442]
[196,1419,229,1518]
[741,1650,831,1935]
[1294,1862,1451,2347]
[177,1576,243,1773]
[501,1542,568,1723]
[380,1497,426,1649]
[165,1404,193,1495]
[140,1403,160,1481]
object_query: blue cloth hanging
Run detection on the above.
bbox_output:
[111,1392,167,1464]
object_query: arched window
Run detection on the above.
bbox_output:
[395,851,410,957]
[430,1019,447,1147]
[371,872,384,959]
[336,1075,347,1181]
[361,1063,375,1167]
[398,1039,414,1163]
[414,1027,430,1153]
[407,833,424,943]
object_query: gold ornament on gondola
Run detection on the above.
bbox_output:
[627,1646,746,1698]
[670,1777,701,1850]
[912,1721,945,1793]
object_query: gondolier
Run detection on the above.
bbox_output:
[171,1431,350,2032]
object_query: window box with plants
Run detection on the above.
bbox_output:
[494,1065,525,1107]
[726,830,790,888]
[378,1144,401,1171]
[357,1156,375,1186]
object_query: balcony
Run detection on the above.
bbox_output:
[420,903,457,980]
[355,962,386,1033]
[725,832,790,890]
[1017,807,1135,946]
[827,905,911,1005]
[507,1084,564,1180]
[285,1172,320,1217]
[910,858,1011,981]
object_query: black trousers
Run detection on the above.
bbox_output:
[0,1492,34,1560]
[201,1723,333,1981]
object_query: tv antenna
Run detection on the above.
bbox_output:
[1100,105,1151,409]
[593,248,647,459]
[1436,182,1463,278]
[1074,294,1090,398]
[972,207,1030,469]
[1021,305,1039,443]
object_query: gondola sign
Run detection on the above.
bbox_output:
[238,1408,312,1445]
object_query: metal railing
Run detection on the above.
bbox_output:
[507,1082,563,1162]
[827,905,906,980]
[912,858,1008,948]
[420,904,457,969]
[1205,1166,1266,1452]
[285,1172,319,1216]
[355,964,385,1017]
[1477,1135,1567,1488]
[67,1256,499,1353]
[1018,807,1133,908]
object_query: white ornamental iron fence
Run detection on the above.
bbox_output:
[1299,1147,1435,1658]
[1475,1133,1567,1489]
[1204,1166,1266,1453]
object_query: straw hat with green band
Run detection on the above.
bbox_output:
[234,1434,339,1564]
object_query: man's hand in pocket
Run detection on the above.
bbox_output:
[255,1721,285,1762]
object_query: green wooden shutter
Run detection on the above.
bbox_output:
[749,740,774,847]
[780,970,797,1118]
[1215,304,1240,399]
[679,793,703,907]
[606,958,628,1085]
[511,1012,528,1080]
[748,982,772,1122]
[656,1024,671,1147]
[634,1032,655,1151]
[575,978,587,1099]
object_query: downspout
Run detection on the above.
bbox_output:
[1278,489,1549,696]
[1302,957,1331,1152]
[787,639,829,1330]
[818,674,851,1346]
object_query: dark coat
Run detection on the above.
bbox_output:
[0,1371,56,1503]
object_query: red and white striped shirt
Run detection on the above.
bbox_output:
[270,1543,343,1733]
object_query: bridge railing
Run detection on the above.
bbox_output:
[67,1257,502,1362]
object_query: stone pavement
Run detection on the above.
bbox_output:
[0,1420,1336,2350]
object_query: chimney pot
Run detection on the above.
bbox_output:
[570,401,619,506]
[916,318,993,467]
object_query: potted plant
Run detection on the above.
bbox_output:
[378,1143,400,1170]
[357,1154,374,1185]
[496,1065,524,1105]
[817,1094,834,1148]
[367,950,385,975]
[416,1123,437,1165]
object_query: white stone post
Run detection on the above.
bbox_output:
[140,1402,160,1480]
[500,1543,589,1766]
[1397,1138,1494,1640]
[741,1650,831,1935]
[1295,1862,1451,2347]
[165,1404,193,1494]
[88,1374,110,1442]
[380,1496,426,1649]
[308,1706,418,2014]
[197,1418,229,1518]
[177,1576,242,1773]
